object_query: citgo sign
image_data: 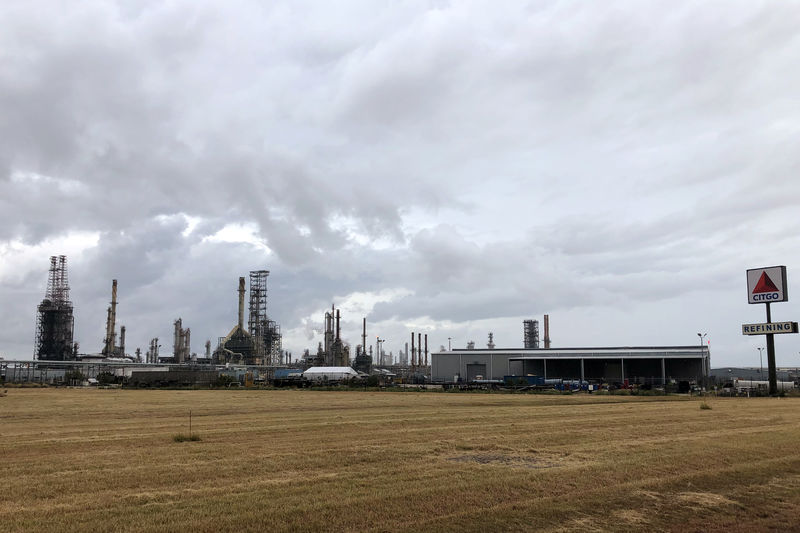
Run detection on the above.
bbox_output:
[747,266,787,304]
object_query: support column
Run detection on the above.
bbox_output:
[766,302,777,395]
[621,358,625,383]
[580,358,585,383]
[544,359,547,380]
[661,358,666,386]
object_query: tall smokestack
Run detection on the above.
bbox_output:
[411,332,415,369]
[424,334,428,367]
[336,309,341,341]
[104,307,112,355]
[418,333,422,367]
[237,277,246,330]
[104,280,118,355]
[119,325,126,356]
[362,318,367,355]
[544,314,551,349]
[174,319,182,363]
[205,340,211,358]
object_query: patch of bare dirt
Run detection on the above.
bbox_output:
[677,491,738,509]
[447,452,566,469]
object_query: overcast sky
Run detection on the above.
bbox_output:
[2,1,799,367]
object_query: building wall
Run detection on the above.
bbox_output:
[432,347,708,383]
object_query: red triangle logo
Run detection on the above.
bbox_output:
[753,272,779,294]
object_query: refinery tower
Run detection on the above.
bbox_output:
[34,255,76,360]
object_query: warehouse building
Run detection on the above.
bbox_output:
[431,346,709,385]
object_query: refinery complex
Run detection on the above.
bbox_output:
[0,254,762,393]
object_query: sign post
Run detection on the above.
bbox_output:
[744,266,792,395]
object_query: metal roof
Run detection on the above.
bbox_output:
[435,346,707,359]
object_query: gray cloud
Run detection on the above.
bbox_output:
[2,1,800,366]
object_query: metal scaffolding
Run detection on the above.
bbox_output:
[523,319,540,349]
[263,319,282,365]
[35,256,75,361]
[248,270,268,362]
[248,270,282,365]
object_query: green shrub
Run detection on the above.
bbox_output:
[215,374,237,387]
[64,370,86,383]
[97,372,118,385]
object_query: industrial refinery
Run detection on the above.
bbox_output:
[8,255,436,387]
[3,253,788,394]
[213,272,282,366]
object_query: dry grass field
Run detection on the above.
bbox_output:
[2,389,800,532]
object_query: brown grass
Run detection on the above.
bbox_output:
[1,389,799,532]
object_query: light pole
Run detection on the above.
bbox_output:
[448,337,451,351]
[758,347,764,376]
[697,333,707,389]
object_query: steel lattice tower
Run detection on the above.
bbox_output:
[523,319,540,349]
[248,270,269,362]
[35,256,75,360]
[248,270,282,365]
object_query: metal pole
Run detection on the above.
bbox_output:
[697,333,707,390]
[766,302,777,395]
